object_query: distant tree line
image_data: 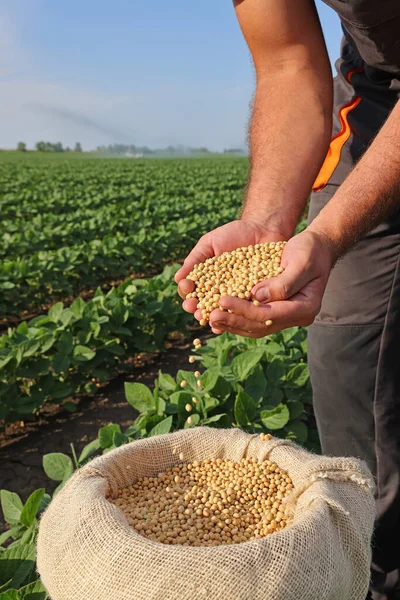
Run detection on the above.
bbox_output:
[16,142,83,152]
[96,144,153,155]
[96,144,212,156]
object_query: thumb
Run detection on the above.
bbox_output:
[253,261,311,303]
[174,233,214,283]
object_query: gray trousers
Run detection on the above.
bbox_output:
[308,46,400,600]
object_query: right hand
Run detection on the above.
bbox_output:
[174,219,288,317]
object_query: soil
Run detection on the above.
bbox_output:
[0,331,210,529]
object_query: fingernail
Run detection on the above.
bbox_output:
[255,288,269,302]
[211,321,223,328]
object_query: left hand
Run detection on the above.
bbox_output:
[202,229,336,337]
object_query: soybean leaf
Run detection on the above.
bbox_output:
[0,544,36,588]
[231,348,265,381]
[203,396,220,412]
[124,382,155,413]
[112,431,128,447]
[168,391,193,416]
[20,489,45,527]
[0,591,19,600]
[148,416,172,437]
[287,400,305,420]
[285,419,309,444]
[0,491,23,525]
[266,359,286,385]
[261,403,290,431]
[200,368,220,392]
[165,403,179,415]
[263,387,283,407]
[205,374,232,402]
[0,581,12,594]
[0,525,23,546]
[38,494,51,514]
[285,364,309,389]
[42,453,74,482]
[264,341,285,356]
[48,302,64,322]
[176,370,197,389]
[234,391,257,427]
[145,415,165,433]
[244,364,266,404]
[18,579,48,598]
[78,438,101,463]
[201,414,227,425]
[70,296,86,319]
[184,413,200,429]
[98,424,121,449]
[157,371,176,392]
[73,345,95,362]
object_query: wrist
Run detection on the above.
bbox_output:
[240,208,295,241]
[306,220,342,264]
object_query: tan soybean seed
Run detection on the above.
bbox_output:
[110,456,293,547]
[186,242,286,323]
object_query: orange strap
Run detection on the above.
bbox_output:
[312,66,364,192]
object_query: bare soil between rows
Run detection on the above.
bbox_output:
[0,332,210,529]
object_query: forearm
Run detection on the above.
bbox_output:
[308,100,400,258]
[241,68,333,238]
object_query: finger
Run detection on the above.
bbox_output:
[182,298,199,314]
[252,261,312,303]
[174,234,213,282]
[219,294,313,325]
[177,279,195,300]
[209,309,271,335]
[210,320,294,338]
[211,327,223,335]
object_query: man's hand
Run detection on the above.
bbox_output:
[174,219,288,314]
[176,228,336,338]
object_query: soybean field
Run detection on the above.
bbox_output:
[0,153,314,599]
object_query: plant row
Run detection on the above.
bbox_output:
[0,328,316,598]
[0,156,246,316]
[0,265,192,423]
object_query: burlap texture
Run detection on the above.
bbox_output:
[37,427,375,600]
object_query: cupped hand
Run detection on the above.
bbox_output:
[207,229,336,337]
[174,219,288,314]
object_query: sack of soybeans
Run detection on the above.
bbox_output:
[37,427,375,600]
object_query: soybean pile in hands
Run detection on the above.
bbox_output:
[185,242,286,324]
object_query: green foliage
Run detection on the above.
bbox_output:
[0,488,50,598]
[0,329,318,596]
[0,264,191,422]
[121,328,314,445]
[0,155,246,317]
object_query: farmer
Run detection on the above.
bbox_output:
[175,1,400,598]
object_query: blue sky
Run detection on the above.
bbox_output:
[0,0,342,150]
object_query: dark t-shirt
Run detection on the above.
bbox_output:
[312,2,400,188]
[323,0,400,86]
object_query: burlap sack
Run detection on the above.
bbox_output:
[37,427,375,600]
